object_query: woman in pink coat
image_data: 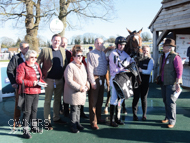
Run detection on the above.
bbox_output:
[64,46,89,133]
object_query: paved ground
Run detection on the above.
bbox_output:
[0,83,190,143]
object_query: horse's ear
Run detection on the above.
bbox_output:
[126,28,132,34]
[138,28,143,34]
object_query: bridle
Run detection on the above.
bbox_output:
[126,32,142,58]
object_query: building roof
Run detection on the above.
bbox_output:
[149,0,190,32]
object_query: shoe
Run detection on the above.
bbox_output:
[162,119,168,123]
[97,119,106,124]
[77,123,84,130]
[133,116,139,121]
[71,127,79,133]
[45,122,53,130]
[115,119,125,125]
[80,113,88,118]
[110,122,118,127]
[168,124,174,128]
[142,116,147,121]
[122,108,127,115]
[30,127,43,133]
[54,119,67,124]
[91,124,99,130]
[23,132,32,139]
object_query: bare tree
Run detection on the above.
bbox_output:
[58,0,115,36]
[0,37,15,48]
[106,36,115,43]
[0,0,55,51]
[0,0,116,50]
[141,32,152,42]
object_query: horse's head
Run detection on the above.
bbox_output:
[125,28,143,57]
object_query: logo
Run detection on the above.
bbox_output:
[49,19,64,33]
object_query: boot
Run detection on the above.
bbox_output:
[71,123,79,133]
[104,91,111,114]
[115,105,125,125]
[110,105,118,127]
[23,126,32,139]
[122,100,127,114]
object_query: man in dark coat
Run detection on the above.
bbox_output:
[7,41,29,127]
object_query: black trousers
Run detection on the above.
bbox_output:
[70,105,81,128]
[132,75,149,117]
[23,94,39,127]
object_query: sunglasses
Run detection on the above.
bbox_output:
[76,55,83,57]
[23,46,29,49]
[30,56,37,59]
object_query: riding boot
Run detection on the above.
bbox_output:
[104,91,111,114]
[115,105,125,125]
[122,100,127,114]
[110,105,118,127]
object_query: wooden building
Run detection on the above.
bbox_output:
[149,0,190,85]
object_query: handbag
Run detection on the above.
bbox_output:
[17,80,25,111]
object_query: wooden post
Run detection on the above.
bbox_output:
[152,31,159,82]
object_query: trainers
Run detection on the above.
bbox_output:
[23,132,32,139]
[54,119,67,124]
[45,122,53,130]
[133,116,139,121]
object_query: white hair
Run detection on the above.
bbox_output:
[25,50,37,61]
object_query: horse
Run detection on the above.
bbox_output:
[124,28,143,63]
[124,28,143,87]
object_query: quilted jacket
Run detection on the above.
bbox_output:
[16,61,45,94]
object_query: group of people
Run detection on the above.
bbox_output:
[7,33,183,139]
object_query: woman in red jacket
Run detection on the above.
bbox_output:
[16,50,46,139]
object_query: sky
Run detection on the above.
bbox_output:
[0,0,162,44]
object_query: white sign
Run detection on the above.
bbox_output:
[176,34,190,62]
[182,65,190,87]
[49,19,64,33]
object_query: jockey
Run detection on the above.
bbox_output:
[109,36,133,127]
